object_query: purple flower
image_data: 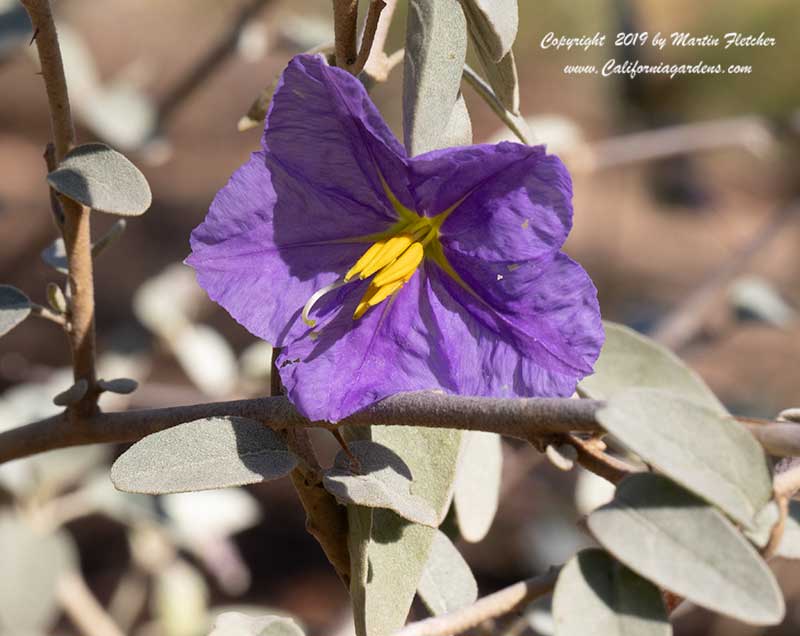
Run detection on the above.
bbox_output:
[187,54,604,422]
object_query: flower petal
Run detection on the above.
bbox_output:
[187,151,369,346]
[277,254,603,422]
[410,143,572,261]
[264,54,414,220]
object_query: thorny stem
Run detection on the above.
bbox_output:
[22,0,98,414]
[393,567,562,636]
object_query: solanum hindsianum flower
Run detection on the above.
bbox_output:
[187,54,604,422]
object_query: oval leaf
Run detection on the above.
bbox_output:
[403,0,468,155]
[40,238,69,274]
[323,441,437,526]
[578,322,726,414]
[98,377,138,395]
[0,515,77,631]
[0,285,30,337]
[417,529,478,616]
[553,548,670,636]
[111,417,297,494]
[47,142,152,216]
[53,379,89,406]
[461,0,518,62]
[597,388,772,527]
[349,427,463,636]
[588,474,784,626]
[210,612,305,636]
[453,431,502,542]
[777,500,800,560]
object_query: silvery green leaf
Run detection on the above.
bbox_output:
[545,443,577,471]
[46,282,67,314]
[461,0,518,62]
[210,612,305,636]
[417,529,478,615]
[729,275,795,326]
[110,416,297,494]
[403,0,468,155]
[776,501,800,559]
[588,474,784,626]
[323,441,438,526]
[133,263,202,337]
[0,285,30,337]
[577,321,726,414]
[462,64,530,144]
[453,431,502,543]
[238,80,279,132]
[743,502,780,549]
[553,549,670,636]
[779,408,800,423]
[52,379,89,406]
[0,514,78,632]
[163,489,261,543]
[155,560,209,636]
[92,218,127,257]
[172,324,238,398]
[349,427,462,636]
[574,468,616,517]
[440,91,473,147]
[97,377,138,395]
[47,142,152,216]
[79,83,157,151]
[471,46,520,115]
[40,238,68,274]
[597,388,771,527]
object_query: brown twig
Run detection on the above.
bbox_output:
[351,0,386,75]
[0,393,604,466]
[22,0,97,413]
[649,202,798,350]
[565,434,641,485]
[393,567,561,636]
[332,0,359,69]
[29,302,68,327]
[156,0,271,127]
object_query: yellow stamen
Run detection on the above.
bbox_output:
[345,240,386,281]
[372,242,424,287]
[352,279,407,320]
[359,234,414,278]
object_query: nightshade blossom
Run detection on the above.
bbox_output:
[187,54,604,422]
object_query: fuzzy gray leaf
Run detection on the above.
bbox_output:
[588,474,784,626]
[323,441,437,526]
[417,529,478,615]
[453,431,502,542]
[553,548,670,636]
[111,417,297,494]
[461,0,518,62]
[403,0,468,155]
[0,285,31,337]
[597,388,772,527]
[0,515,77,632]
[578,321,726,414]
[98,377,138,395]
[209,612,305,636]
[47,142,152,216]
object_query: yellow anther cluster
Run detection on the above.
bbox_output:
[346,218,434,320]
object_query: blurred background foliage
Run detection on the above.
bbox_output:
[1,0,799,635]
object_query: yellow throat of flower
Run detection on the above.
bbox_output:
[301,175,461,327]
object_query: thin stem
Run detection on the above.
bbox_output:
[351,0,386,75]
[0,393,604,466]
[566,434,641,484]
[29,302,68,327]
[22,0,97,409]
[362,0,397,77]
[332,0,359,69]
[394,567,561,636]
[57,571,125,636]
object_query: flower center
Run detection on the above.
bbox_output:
[301,215,438,327]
